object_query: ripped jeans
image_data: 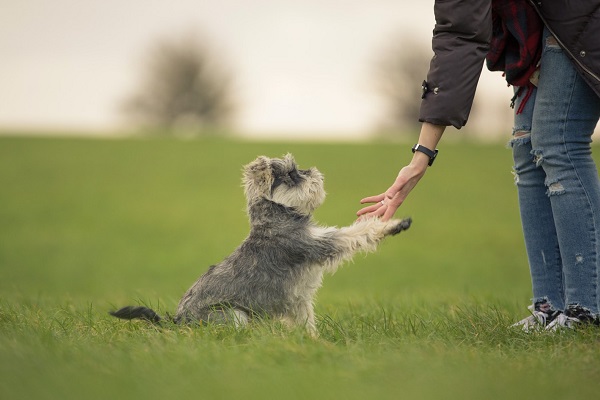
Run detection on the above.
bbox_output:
[511,28,600,314]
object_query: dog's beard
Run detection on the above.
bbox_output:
[271,172,325,215]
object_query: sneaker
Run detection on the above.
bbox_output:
[545,313,578,331]
[546,305,599,331]
[512,302,562,332]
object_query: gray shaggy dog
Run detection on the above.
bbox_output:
[111,154,411,336]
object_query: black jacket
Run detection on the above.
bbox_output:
[419,0,600,129]
[531,0,600,99]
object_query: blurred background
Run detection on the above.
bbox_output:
[4,4,600,398]
[1,0,526,141]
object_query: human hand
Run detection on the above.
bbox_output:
[357,123,444,221]
[356,123,444,221]
[356,155,429,221]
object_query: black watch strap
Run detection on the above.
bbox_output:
[412,144,438,166]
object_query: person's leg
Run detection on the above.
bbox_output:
[530,30,600,316]
[511,84,566,314]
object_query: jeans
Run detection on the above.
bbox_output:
[511,28,600,314]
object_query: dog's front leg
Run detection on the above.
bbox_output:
[312,217,411,273]
[281,301,318,337]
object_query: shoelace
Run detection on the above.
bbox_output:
[546,313,580,331]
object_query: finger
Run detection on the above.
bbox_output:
[357,201,388,219]
[360,194,385,204]
[384,186,402,201]
[381,193,407,221]
[381,204,398,222]
[356,201,385,216]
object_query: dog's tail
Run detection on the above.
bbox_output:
[109,306,162,323]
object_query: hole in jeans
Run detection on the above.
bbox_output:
[509,130,531,148]
[547,181,565,196]
[514,130,530,138]
[546,35,560,48]
[532,149,544,166]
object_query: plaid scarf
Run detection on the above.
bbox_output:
[486,0,543,113]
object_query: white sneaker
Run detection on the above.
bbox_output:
[511,310,550,332]
[545,313,579,331]
[511,303,562,332]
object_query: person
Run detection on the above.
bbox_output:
[357,0,600,330]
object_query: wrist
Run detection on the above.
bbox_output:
[410,151,430,170]
[411,143,438,166]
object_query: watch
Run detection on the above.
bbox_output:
[412,144,438,166]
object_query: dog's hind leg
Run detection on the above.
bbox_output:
[206,308,250,328]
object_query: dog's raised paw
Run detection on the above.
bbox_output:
[388,217,412,236]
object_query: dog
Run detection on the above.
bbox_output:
[110,154,411,336]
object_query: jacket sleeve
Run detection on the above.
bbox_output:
[419,0,492,129]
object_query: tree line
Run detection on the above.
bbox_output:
[122,31,434,136]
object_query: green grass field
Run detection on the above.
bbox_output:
[1,136,600,400]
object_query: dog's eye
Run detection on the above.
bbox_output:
[289,169,302,184]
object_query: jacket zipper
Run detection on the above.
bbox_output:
[530,0,600,83]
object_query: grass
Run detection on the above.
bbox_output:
[1,135,600,399]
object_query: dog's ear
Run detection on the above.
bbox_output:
[283,153,296,166]
[242,156,274,201]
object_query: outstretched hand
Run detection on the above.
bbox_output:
[357,122,445,221]
[356,160,428,221]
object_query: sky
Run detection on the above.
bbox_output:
[0,0,515,139]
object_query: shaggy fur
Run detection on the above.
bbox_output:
[110,154,411,335]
